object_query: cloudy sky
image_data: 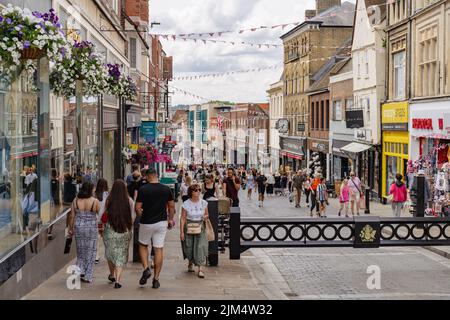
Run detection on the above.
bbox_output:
[150,0,323,106]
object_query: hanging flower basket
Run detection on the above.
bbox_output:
[20,47,43,60]
[0,6,71,84]
[50,41,107,98]
[106,63,138,101]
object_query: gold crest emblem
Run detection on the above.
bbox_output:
[359,224,376,242]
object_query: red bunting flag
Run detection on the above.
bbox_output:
[251,28,257,31]
[209,33,215,37]
[239,30,244,33]
[172,35,176,40]
[163,35,169,40]
[202,40,206,44]
[218,32,223,36]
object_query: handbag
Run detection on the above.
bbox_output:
[186,222,202,235]
[205,219,215,241]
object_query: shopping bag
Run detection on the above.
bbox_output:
[205,218,215,241]
[359,193,366,209]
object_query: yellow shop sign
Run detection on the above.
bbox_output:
[382,102,408,124]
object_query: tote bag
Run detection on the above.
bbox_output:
[205,219,215,241]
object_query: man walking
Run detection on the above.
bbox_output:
[292,170,305,208]
[135,168,175,289]
[222,167,241,207]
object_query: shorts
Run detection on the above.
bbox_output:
[350,192,360,201]
[139,221,167,248]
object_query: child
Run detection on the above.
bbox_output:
[339,179,350,217]
[316,178,329,218]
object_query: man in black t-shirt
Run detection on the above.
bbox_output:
[256,172,267,207]
[135,168,175,289]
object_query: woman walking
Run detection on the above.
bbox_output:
[202,174,219,200]
[303,175,311,207]
[95,178,109,264]
[102,180,135,288]
[348,172,362,216]
[338,179,350,217]
[316,178,329,218]
[246,171,255,200]
[266,173,275,197]
[67,182,99,283]
[181,176,192,202]
[389,173,408,217]
[180,184,209,278]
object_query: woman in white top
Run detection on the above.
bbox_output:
[180,184,209,278]
[180,175,192,202]
[266,173,275,197]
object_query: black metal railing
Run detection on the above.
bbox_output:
[228,207,450,260]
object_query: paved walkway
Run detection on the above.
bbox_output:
[24,188,450,300]
[25,203,267,299]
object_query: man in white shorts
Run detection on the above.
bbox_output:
[135,168,175,289]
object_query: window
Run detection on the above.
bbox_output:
[365,50,369,76]
[110,0,119,14]
[333,100,342,121]
[416,25,438,97]
[130,38,137,69]
[393,50,406,99]
[357,52,361,78]
[320,101,325,129]
[345,98,354,111]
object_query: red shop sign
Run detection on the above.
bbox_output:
[412,118,433,130]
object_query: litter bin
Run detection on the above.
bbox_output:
[206,198,219,266]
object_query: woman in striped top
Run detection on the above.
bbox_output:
[316,178,329,218]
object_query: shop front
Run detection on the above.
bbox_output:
[280,136,305,173]
[126,105,142,145]
[409,100,450,216]
[381,102,409,200]
[331,139,352,181]
[307,138,329,179]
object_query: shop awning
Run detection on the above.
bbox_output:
[340,142,371,153]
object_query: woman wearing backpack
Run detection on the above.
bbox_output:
[388,173,408,217]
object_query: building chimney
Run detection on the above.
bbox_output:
[305,10,317,20]
[316,0,341,14]
[125,0,149,26]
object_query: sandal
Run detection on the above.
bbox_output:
[188,264,195,273]
[198,270,205,278]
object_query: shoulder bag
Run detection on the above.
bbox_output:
[186,222,202,235]
[205,218,215,241]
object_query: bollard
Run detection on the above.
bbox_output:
[416,175,425,217]
[229,207,241,260]
[364,187,370,214]
[207,198,219,266]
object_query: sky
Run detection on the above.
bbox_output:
[150,0,323,106]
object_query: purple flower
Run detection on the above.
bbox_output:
[6,18,12,25]
[0,16,3,23]
[24,40,31,49]
[32,11,42,18]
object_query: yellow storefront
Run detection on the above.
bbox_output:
[381,102,409,200]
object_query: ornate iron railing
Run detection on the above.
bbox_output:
[227,208,450,260]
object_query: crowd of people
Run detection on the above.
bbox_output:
[63,159,412,289]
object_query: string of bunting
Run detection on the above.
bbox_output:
[151,2,389,39]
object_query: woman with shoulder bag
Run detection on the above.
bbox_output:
[180,184,209,278]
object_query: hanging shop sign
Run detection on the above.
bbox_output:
[345,110,364,129]
[140,121,158,144]
[280,137,305,156]
[381,102,408,131]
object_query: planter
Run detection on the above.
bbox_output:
[20,48,44,60]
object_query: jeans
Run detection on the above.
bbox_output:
[392,202,404,217]
[310,191,319,213]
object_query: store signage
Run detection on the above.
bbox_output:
[257,133,265,145]
[280,137,304,156]
[445,114,450,135]
[140,121,158,144]
[66,133,73,146]
[412,118,433,130]
[297,122,306,132]
[345,110,364,128]
[382,102,408,131]
[157,122,171,129]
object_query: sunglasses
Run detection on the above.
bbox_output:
[192,188,201,192]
